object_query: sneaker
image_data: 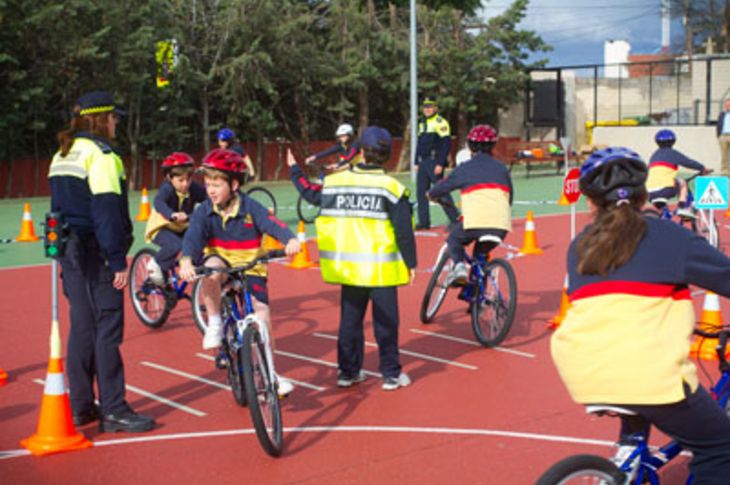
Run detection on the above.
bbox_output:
[445,262,469,287]
[202,324,223,350]
[381,372,411,391]
[99,409,156,433]
[276,375,294,397]
[337,370,367,388]
[676,207,696,219]
[146,258,165,286]
[72,405,100,426]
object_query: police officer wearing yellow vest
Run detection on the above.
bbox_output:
[289,126,417,391]
[415,97,459,229]
[49,91,155,432]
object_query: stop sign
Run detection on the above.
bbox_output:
[563,168,581,204]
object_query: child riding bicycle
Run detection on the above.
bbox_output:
[551,147,730,483]
[647,129,709,218]
[179,148,300,395]
[144,152,208,285]
[304,123,362,171]
[217,127,256,180]
[427,124,513,286]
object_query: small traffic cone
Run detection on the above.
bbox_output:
[557,192,570,206]
[0,367,8,387]
[725,205,730,218]
[287,221,316,269]
[690,292,729,360]
[135,188,151,221]
[548,275,570,329]
[262,234,285,251]
[519,210,543,255]
[16,203,40,242]
[20,320,92,456]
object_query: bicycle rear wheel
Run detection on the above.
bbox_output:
[471,258,517,347]
[129,248,171,328]
[420,246,452,323]
[241,324,283,457]
[247,187,277,216]
[536,454,625,485]
[297,195,320,224]
[224,324,246,407]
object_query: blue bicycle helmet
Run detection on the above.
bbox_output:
[217,127,235,142]
[654,129,676,146]
[580,147,647,201]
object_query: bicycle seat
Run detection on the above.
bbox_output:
[585,405,637,417]
[478,234,503,244]
[650,197,668,209]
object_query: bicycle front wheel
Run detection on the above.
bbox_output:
[247,187,277,216]
[420,246,453,323]
[297,195,320,224]
[536,454,625,485]
[471,258,517,347]
[224,325,246,407]
[242,325,283,457]
[129,248,171,328]
[191,279,208,335]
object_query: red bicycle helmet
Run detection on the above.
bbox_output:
[200,148,246,182]
[467,124,498,143]
[161,152,195,169]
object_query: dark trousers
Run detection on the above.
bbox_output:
[416,160,459,227]
[60,234,128,415]
[447,222,507,263]
[619,386,730,484]
[338,285,401,379]
[153,228,183,272]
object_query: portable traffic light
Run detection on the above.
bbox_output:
[44,212,66,258]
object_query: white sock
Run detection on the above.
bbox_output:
[207,314,222,329]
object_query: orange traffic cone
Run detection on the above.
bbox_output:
[20,320,92,456]
[725,205,730,218]
[548,275,570,329]
[557,192,570,206]
[0,367,8,387]
[16,203,40,242]
[519,210,543,255]
[262,234,285,251]
[690,292,729,360]
[135,188,151,221]
[288,221,316,269]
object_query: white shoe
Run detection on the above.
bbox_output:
[202,324,223,350]
[445,262,469,287]
[276,376,294,397]
[146,258,165,286]
[382,372,411,391]
[676,207,695,219]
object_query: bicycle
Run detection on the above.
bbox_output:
[195,250,286,457]
[244,173,278,216]
[129,248,205,330]
[420,233,517,347]
[536,324,730,485]
[644,173,719,248]
[296,164,325,224]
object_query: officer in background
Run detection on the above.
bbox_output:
[289,126,417,391]
[415,97,459,230]
[48,91,155,433]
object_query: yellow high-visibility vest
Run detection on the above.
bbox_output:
[315,167,410,287]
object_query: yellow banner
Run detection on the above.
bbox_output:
[156,40,176,88]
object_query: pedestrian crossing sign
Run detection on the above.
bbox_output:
[694,176,729,209]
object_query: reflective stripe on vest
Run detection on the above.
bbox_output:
[315,169,409,287]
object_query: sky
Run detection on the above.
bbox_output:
[480,0,685,67]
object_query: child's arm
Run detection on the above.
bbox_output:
[391,194,417,271]
[683,234,730,297]
[180,205,208,280]
[305,144,340,164]
[248,197,297,246]
[153,182,176,220]
[288,150,323,206]
[428,165,462,201]
[676,152,706,172]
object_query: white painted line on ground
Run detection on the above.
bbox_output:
[273,350,381,378]
[312,332,478,371]
[691,289,706,297]
[124,384,206,417]
[2,424,658,461]
[195,352,330,390]
[409,328,536,359]
[32,378,46,386]
[140,361,230,391]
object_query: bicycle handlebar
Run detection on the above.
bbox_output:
[195,250,286,276]
[693,324,730,370]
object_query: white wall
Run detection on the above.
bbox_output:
[592,125,722,171]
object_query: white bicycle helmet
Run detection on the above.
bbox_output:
[335,123,354,137]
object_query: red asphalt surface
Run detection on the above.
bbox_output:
[0,211,718,484]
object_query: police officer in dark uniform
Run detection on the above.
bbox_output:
[415,97,459,230]
[49,91,155,432]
